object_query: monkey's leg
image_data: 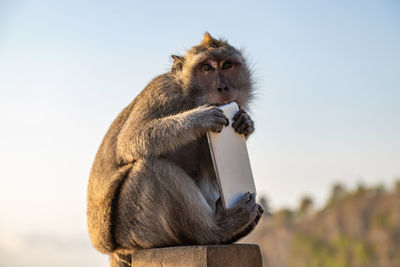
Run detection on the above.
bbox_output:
[113,158,259,251]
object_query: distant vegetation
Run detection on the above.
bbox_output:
[242,180,400,267]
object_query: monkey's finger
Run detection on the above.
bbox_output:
[213,127,223,133]
[253,204,264,224]
[233,109,246,121]
[211,110,229,126]
[232,113,251,128]
[249,192,256,201]
[246,194,259,214]
[229,192,253,212]
[234,119,254,134]
[215,116,229,126]
[238,125,254,136]
[237,192,252,203]
[209,118,227,132]
[210,125,224,133]
[253,209,262,225]
[235,120,254,133]
[214,112,228,120]
[244,126,255,136]
[215,107,224,113]
[209,107,227,118]
[244,192,256,204]
[228,192,258,222]
[238,122,254,132]
[257,204,264,214]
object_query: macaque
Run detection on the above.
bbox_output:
[87,33,263,267]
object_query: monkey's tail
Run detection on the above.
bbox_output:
[110,253,132,267]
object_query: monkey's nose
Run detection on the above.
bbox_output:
[217,86,229,92]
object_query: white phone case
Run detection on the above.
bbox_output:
[207,102,256,209]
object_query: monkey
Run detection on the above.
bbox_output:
[87,33,263,267]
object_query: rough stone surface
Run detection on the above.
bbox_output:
[131,244,262,267]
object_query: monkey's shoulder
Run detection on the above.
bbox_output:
[130,73,192,119]
[138,73,182,99]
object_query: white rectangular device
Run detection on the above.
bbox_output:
[207,102,256,209]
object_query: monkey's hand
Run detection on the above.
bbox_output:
[192,105,229,133]
[232,109,254,137]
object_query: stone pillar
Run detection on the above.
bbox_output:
[131,244,262,267]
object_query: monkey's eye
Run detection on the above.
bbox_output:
[222,61,233,70]
[201,63,213,72]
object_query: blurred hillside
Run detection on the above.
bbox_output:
[242,181,400,267]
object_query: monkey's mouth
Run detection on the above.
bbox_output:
[208,92,240,108]
[218,101,232,106]
[213,100,240,108]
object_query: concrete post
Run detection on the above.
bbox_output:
[131,244,262,267]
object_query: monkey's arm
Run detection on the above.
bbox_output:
[116,105,228,163]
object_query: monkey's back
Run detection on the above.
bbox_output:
[86,96,134,253]
[86,73,193,253]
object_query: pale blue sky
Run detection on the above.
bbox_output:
[1,1,399,266]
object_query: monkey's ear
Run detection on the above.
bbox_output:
[171,55,184,73]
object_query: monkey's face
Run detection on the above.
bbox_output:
[174,33,254,108]
[194,58,249,107]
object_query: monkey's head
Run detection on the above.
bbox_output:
[171,33,254,109]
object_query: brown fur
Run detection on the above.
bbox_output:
[87,33,263,267]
